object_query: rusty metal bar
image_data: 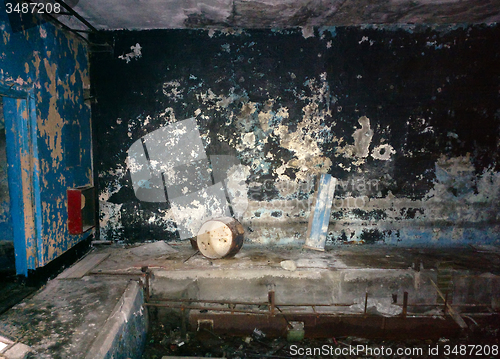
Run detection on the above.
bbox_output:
[150,300,487,320]
[402,292,408,319]
[88,271,144,276]
[276,303,353,307]
[145,302,267,314]
[148,297,353,307]
[150,298,269,306]
[444,292,448,314]
[394,302,490,308]
[428,277,468,329]
[183,250,200,263]
[364,292,368,315]
[180,307,187,338]
[268,290,276,316]
[145,281,494,328]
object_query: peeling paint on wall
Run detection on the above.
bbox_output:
[118,43,142,63]
[92,25,500,246]
[0,3,93,273]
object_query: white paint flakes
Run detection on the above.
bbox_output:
[162,80,183,100]
[301,26,314,39]
[241,132,256,147]
[371,144,396,161]
[39,26,47,39]
[118,43,142,63]
[359,36,374,45]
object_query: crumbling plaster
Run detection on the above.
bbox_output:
[92,24,500,246]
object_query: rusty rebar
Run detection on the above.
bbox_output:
[402,292,408,319]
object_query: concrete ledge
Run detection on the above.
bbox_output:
[0,335,32,359]
[151,266,500,312]
[2,343,32,359]
[85,281,147,359]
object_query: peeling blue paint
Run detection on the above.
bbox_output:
[318,27,337,38]
[0,4,93,275]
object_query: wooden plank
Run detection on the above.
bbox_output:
[58,253,110,279]
[304,174,337,251]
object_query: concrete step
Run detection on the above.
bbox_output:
[149,267,500,313]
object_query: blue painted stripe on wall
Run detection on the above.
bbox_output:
[305,174,337,250]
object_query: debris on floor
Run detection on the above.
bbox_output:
[142,314,499,358]
[128,241,178,257]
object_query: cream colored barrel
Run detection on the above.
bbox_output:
[196,217,244,259]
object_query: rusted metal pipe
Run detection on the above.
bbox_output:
[150,298,268,306]
[144,302,268,314]
[150,297,354,307]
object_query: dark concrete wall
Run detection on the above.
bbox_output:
[91,25,500,246]
[0,6,93,273]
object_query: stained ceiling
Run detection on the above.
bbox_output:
[58,0,500,31]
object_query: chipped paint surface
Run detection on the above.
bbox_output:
[0,4,93,274]
[92,25,500,246]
